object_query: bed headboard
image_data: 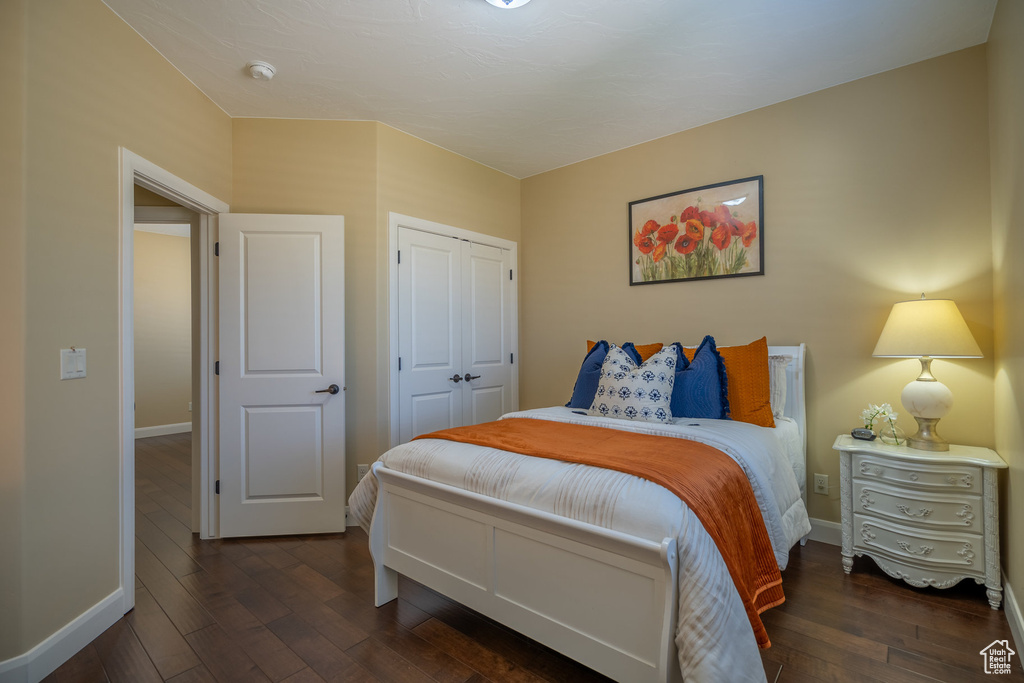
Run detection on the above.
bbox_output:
[767,343,807,463]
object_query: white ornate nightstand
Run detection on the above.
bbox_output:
[833,435,1007,609]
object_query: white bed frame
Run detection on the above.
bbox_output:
[368,344,806,683]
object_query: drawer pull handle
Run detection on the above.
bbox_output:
[958,543,975,565]
[896,504,933,519]
[946,474,973,487]
[897,541,933,556]
[860,463,885,476]
[956,504,975,525]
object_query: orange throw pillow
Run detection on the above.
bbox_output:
[684,337,774,428]
[629,342,664,362]
[587,340,664,362]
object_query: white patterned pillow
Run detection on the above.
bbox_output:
[588,344,676,423]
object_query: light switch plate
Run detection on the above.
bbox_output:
[60,348,87,380]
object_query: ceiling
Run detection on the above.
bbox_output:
[102,0,996,178]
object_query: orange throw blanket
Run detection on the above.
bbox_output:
[415,418,784,648]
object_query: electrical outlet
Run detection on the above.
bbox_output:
[357,464,370,481]
[814,473,829,495]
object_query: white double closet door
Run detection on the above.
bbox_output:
[397,226,516,443]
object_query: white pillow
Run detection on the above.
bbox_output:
[589,345,676,423]
[768,355,788,419]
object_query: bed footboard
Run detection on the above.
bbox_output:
[368,464,682,683]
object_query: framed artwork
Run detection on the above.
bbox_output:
[629,175,763,285]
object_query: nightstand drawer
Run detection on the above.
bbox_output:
[852,480,981,533]
[853,454,981,494]
[853,513,983,573]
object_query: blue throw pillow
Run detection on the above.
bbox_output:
[670,335,730,419]
[566,340,611,409]
[619,342,646,366]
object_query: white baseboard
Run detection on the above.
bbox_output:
[0,589,124,683]
[806,518,841,546]
[1004,575,1023,660]
[135,422,192,439]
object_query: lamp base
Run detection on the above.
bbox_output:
[907,416,949,451]
[901,359,953,452]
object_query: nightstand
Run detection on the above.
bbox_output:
[833,435,1007,609]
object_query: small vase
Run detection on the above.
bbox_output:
[877,423,906,446]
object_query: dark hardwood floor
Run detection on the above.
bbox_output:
[44,432,1022,682]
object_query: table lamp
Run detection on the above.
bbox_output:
[872,295,982,451]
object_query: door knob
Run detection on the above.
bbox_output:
[449,374,463,383]
[463,374,481,382]
[315,384,341,395]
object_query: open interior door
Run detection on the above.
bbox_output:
[218,213,345,537]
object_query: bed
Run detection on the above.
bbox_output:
[348,344,810,683]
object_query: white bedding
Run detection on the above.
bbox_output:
[349,407,811,683]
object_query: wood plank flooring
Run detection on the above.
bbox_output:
[44,432,1022,682]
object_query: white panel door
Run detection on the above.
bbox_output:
[397,228,463,442]
[397,226,514,443]
[219,213,345,537]
[461,242,514,426]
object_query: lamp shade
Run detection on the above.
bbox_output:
[872,297,982,358]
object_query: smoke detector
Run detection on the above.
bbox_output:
[484,0,532,7]
[246,61,276,81]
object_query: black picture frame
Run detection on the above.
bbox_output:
[628,175,764,285]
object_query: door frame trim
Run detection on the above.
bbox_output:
[387,212,519,449]
[119,149,229,612]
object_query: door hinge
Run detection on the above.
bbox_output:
[215,361,220,375]
[214,242,219,256]
[215,479,220,494]
[398,357,402,371]
[510,353,514,364]
[510,269,513,281]
[397,250,401,264]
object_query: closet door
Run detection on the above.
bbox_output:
[397,227,464,443]
[397,226,515,443]
[461,242,514,427]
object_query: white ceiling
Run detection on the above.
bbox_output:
[103,0,996,178]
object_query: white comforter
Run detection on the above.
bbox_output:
[348,407,811,683]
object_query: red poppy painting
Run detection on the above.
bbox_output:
[629,176,763,285]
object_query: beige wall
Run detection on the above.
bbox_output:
[133,230,192,429]
[232,120,521,494]
[376,123,522,244]
[232,118,379,493]
[134,184,181,207]
[989,0,1024,620]
[14,0,232,658]
[0,0,27,662]
[520,47,994,525]
[375,123,522,453]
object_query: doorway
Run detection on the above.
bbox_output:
[119,148,229,613]
[133,196,199,530]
